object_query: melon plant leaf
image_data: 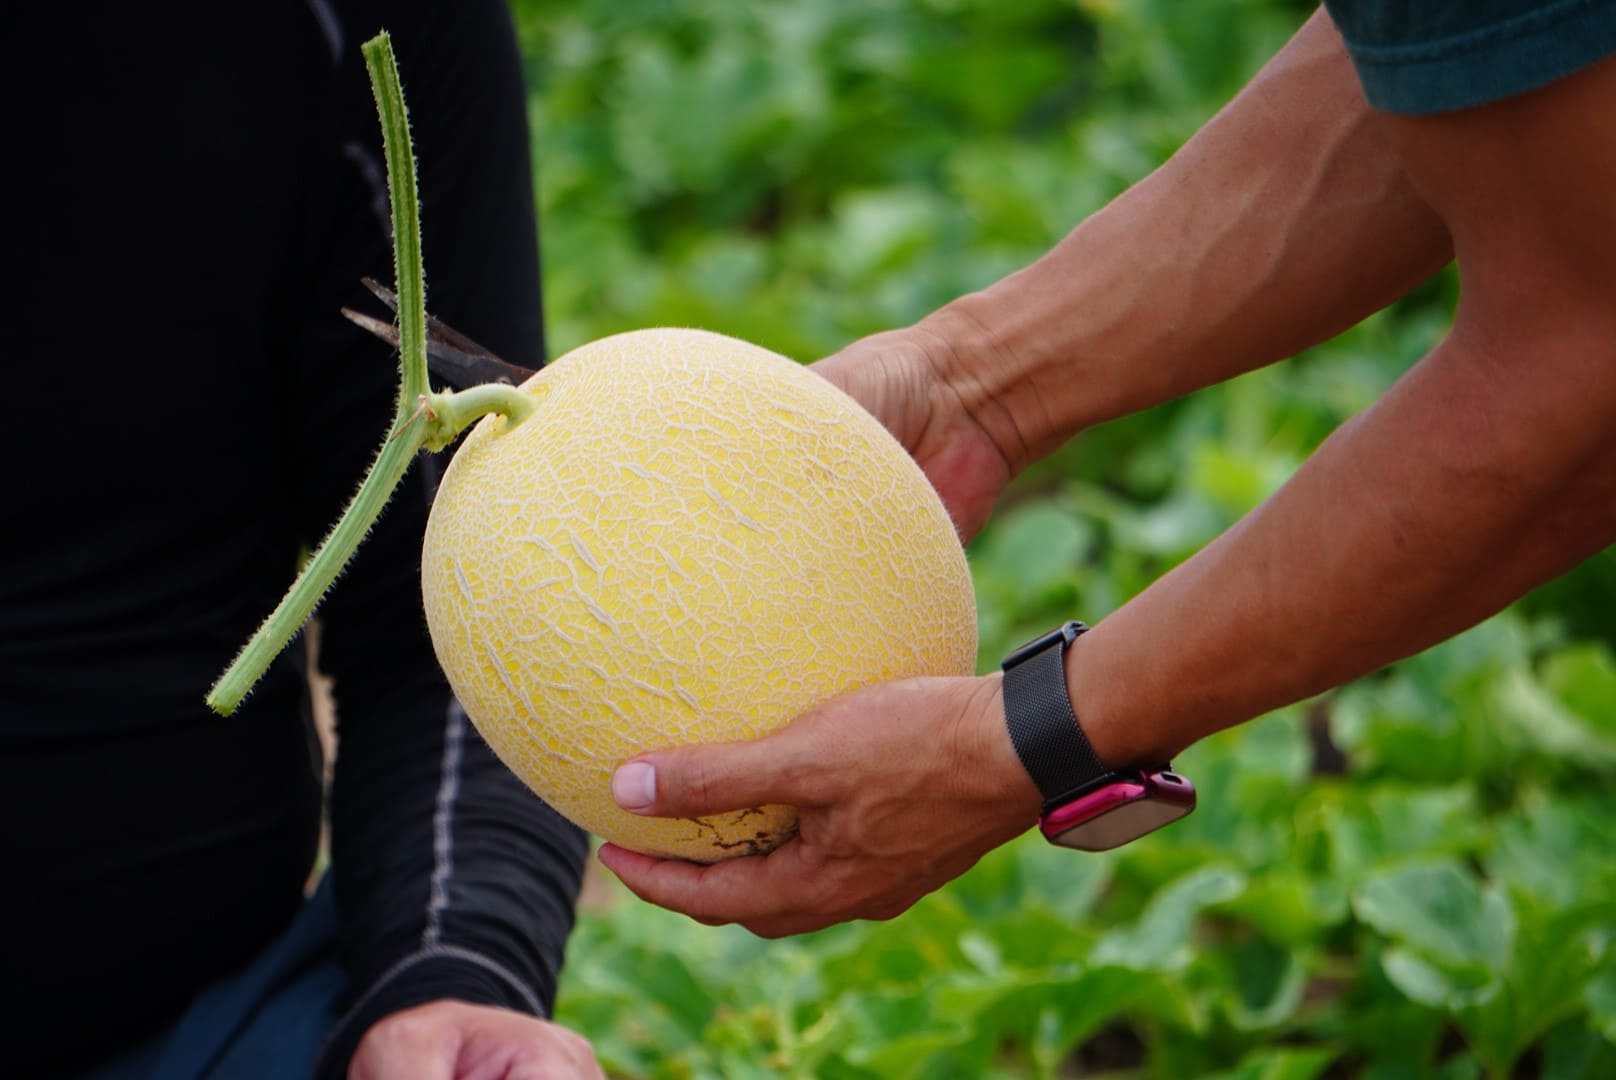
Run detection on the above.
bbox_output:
[1588,967,1616,1044]
[1092,864,1247,971]
[1112,491,1226,558]
[1320,783,1480,882]
[905,37,1072,133]
[931,963,1162,1066]
[1146,711,1311,870]
[1541,643,1616,739]
[1378,946,1496,1011]
[1539,1018,1616,1080]
[1352,859,1514,981]
[635,950,721,1033]
[1486,790,1616,908]
[811,1058,886,1080]
[1223,935,1309,1031]
[1201,1045,1337,1080]
[1329,615,1563,787]
[1187,441,1299,519]
[1360,1058,1482,1080]
[957,833,1112,925]
[831,986,934,1049]
[822,187,955,282]
[1492,665,1616,765]
[846,1029,976,1079]
[1316,961,1451,1072]
[973,501,1094,604]
[1456,898,1616,1075]
[1219,870,1349,946]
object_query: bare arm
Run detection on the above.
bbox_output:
[1075,46,1616,765]
[820,10,1453,539]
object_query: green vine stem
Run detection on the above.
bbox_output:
[370,31,426,404]
[206,31,533,715]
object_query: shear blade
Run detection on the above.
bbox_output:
[346,277,539,390]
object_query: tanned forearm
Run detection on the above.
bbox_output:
[1072,326,1616,767]
[918,9,1452,470]
[1067,41,1616,765]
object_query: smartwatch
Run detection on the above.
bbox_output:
[1001,621,1195,851]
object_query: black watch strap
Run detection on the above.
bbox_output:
[1001,621,1107,805]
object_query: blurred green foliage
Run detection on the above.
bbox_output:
[507,0,1616,1075]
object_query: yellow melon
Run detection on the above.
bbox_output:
[420,328,977,861]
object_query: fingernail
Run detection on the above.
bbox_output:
[612,761,656,811]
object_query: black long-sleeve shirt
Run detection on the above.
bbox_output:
[3,3,587,1074]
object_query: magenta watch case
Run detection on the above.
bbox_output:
[1038,767,1197,851]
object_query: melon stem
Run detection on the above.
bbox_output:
[368,29,429,406]
[421,383,535,452]
[207,411,429,715]
[205,31,533,715]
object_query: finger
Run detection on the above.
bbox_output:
[596,824,930,938]
[502,1026,606,1080]
[349,1016,454,1080]
[610,724,844,817]
[737,913,842,939]
[596,840,830,928]
[808,338,930,451]
[732,881,922,939]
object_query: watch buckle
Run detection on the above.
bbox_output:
[1001,620,1088,671]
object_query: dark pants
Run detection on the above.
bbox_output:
[88,877,347,1079]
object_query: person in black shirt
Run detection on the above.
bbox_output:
[4,2,599,1076]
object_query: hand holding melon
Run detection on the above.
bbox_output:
[597,671,1042,937]
[808,329,1016,543]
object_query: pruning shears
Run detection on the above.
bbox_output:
[342,277,539,390]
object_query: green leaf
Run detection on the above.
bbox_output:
[973,501,1095,601]
[1320,783,1481,881]
[1492,665,1616,764]
[849,1029,975,1078]
[1223,935,1309,1031]
[906,38,1072,132]
[1379,946,1495,1010]
[1156,709,1312,866]
[1112,492,1225,558]
[1202,1045,1338,1080]
[1319,969,1450,1071]
[1220,870,1350,946]
[1486,790,1616,907]
[1353,860,1514,977]
[1093,864,1247,971]
[1540,1017,1616,1080]
[1588,966,1616,1043]
[1542,644,1616,739]
[1459,898,1616,1073]
[822,187,956,282]
[933,964,1154,1061]
[1187,442,1298,518]
[1361,1058,1482,1080]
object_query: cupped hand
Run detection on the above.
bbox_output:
[811,329,1013,542]
[597,674,1040,938]
[350,1000,604,1080]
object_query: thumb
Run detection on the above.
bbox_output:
[611,724,838,818]
[809,334,933,453]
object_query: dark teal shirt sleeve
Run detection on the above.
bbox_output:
[1324,0,1616,114]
